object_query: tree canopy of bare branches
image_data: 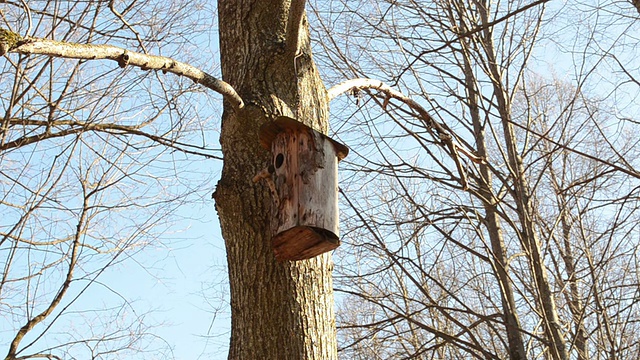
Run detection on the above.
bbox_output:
[3,0,640,359]
[1,1,222,358]
[311,0,640,359]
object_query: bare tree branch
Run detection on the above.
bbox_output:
[0,2,223,358]
[1,117,223,159]
[329,78,485,189]
[396,0,551,80]
[6,191,86,359]
[0,29,245,110]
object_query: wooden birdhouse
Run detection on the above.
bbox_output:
[257,116,348,261]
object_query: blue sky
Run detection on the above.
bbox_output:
[101,197,230,359]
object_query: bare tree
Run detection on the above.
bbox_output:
[3,0,339,359]
[311,0,640,359]
[1,1,220,358]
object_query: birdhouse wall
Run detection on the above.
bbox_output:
[271,128,340,239]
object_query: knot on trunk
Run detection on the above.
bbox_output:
[0,28,23,56]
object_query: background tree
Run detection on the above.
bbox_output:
[310,0,640,359]
[2,0,339,359]
[1,1,222,358]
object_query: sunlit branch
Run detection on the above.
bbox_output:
[328,78,485,190]
[1,117,222,159]
[1,30,245,110]
[15,353,63,360]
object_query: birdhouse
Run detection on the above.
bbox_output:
[257,116,348,261]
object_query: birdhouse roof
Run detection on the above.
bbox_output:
[259,116,349,160]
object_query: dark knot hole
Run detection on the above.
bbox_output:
[275,153,284,169]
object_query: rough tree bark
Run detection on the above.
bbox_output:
[213,1,337,359]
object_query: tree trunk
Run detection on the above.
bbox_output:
[474,4,568,359]
[463,62,527,360]
[486,51,569,360]
[467,76,526,360]
[455,10,527,358]
[549,153,588,360]
[214,1,337,359]
[492,71,568,360]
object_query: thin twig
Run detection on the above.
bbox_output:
[108,0,148,53]
[19,0,32,37]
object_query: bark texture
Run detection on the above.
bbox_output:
[214,1,337,359]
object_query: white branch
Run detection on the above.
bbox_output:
[328,78,486,190]
[10,37,244,110]
[329,79,434,121]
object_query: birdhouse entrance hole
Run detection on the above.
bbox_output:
[275,153,284,168]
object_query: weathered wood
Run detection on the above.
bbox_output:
[260,116,347,261]
[272,226,339,261]
[260,116,348,160]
